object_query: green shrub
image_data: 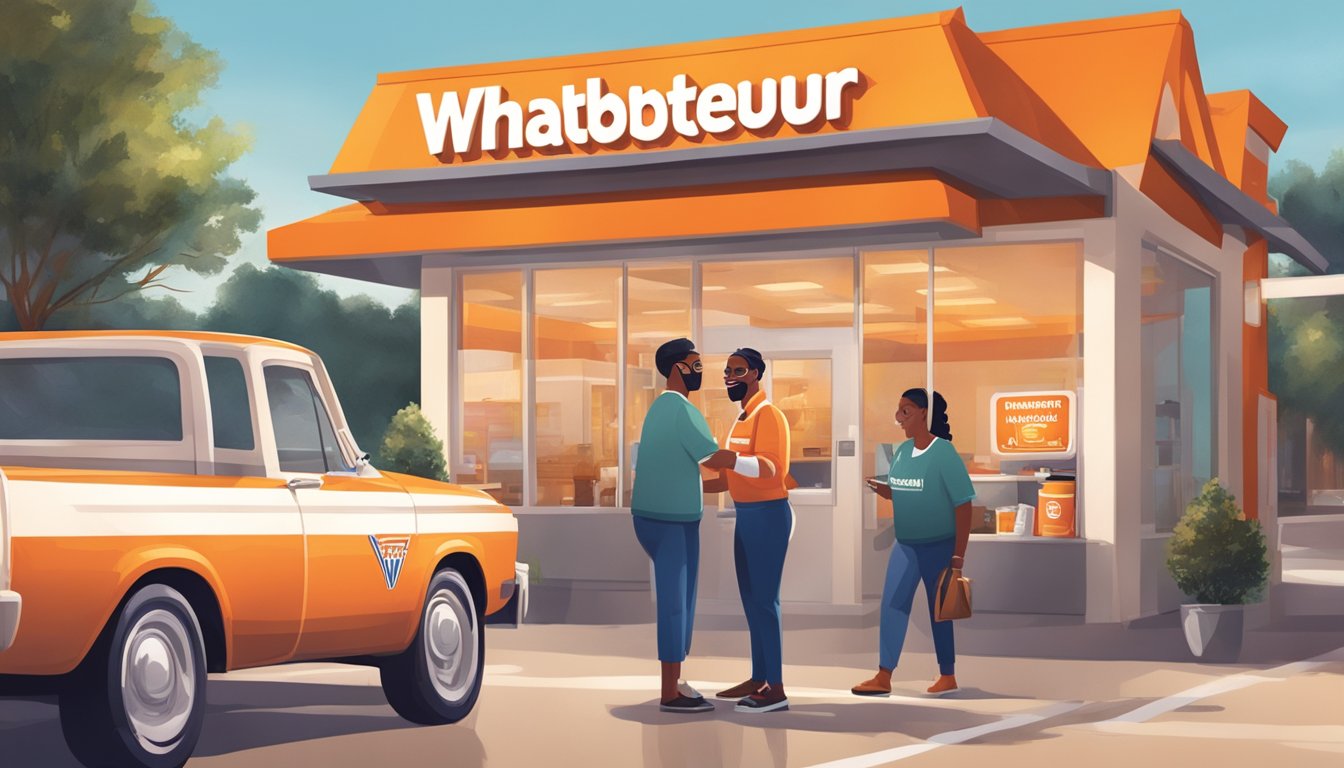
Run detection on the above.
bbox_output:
[379,403,449,482]
[1165,479,1269,605]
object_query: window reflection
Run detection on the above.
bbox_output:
[459,271,524,505]
[1141,246,1216,533]
[534,267,622,507]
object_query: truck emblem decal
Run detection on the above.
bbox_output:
[368,534,411,590]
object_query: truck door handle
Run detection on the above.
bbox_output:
[287,477,323,491]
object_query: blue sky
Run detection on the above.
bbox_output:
[153,0,1344,309]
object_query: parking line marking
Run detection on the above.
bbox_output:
[1102,645,1344,725]
[802,701,1085,768]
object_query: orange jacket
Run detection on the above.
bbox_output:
[723,391,792,502]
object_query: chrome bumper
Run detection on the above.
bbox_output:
[488,562,529,628]
[0,590,19,652]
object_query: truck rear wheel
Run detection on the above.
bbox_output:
[59,584,207,768]
[380,568,484,724]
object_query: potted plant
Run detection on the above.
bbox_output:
[1165,479,1269,663]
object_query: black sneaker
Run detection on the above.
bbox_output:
[660,694,714,713]
[734,684,789,713]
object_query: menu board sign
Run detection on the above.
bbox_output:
[990,391,1076,459]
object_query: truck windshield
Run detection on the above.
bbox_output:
[0,356,183,441]
[264,366,352,474]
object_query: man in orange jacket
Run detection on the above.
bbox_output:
[704,347,795,714]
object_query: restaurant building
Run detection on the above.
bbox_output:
[269,9,1327,623]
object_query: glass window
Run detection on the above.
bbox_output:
[625,264,692,506]
[0,356,182,441]
[862,249,930,484]
[459,271,524,505]
[773,358,833,489]
[699,255,854,476]
[929,242,1084,476]
[265,366,351,474]
[204,356,254,451]
[1142,246,1216,532]
[534,267,621,506]
[701,255,856,330]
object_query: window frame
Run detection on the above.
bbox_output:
[261,361,355,476]
[0,341,205,474]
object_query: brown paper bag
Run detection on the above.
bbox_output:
[934,567,973,621]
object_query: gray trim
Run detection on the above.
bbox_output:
[309,119,1112,204]
[1151,139,1329,274]
[280,219,978,288]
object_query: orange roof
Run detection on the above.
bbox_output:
[273,7,1298,267]
[0,330,313,355]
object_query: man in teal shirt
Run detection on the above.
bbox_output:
[632,338,736,713]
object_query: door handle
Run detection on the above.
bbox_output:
[287,477,323,491]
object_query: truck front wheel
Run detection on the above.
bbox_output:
[380,568,484,724]
[59,584,207,768]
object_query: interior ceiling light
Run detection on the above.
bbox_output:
[789,302,889,314]
[586,320,617,329]
[551,299,605,307]
[702,285,728,292]
[935,297,996,307]
[914,277,978,295]
[754,281,823,292]
[869,263,951,275]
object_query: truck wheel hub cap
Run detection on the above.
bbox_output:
[423,586,477,702]
[122,608,195,753]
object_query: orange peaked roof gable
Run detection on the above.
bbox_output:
[317,8,1286,214]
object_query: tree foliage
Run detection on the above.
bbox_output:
[1271,150,1344,274]
[379,403,449,483]
[198,265,420,461]
[1165,479,1269,605]
[0,0,259,330]
[1268,151,1344,455]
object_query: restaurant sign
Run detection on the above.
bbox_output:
[416,68,862,158]
[990,391,1076,459]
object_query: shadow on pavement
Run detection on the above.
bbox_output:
[610,698,999,737]
[0,681,488,765]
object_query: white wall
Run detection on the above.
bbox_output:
[421,267,452,469]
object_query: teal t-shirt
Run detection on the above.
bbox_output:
[884,438,976,543]
[631,391,720,522]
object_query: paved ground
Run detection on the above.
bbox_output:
[2,619,1342,767]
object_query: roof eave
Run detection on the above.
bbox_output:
[1151,139,1329,274]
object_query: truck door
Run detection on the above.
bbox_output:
[260,363,418,659]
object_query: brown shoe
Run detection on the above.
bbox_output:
[851,670,892,697]
[716,678,763,699]
[926,675,958,696]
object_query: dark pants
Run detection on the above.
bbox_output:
[632,516,700,663]
[879,536,956,675]
[733,498,793,686]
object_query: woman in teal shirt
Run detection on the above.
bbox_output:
[852,389,974,697]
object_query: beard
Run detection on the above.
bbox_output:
[727,381,749,402]
[681,371,703,392]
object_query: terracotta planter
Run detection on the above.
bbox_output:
[1180,604,1245,663]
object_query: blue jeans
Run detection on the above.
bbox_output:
[733,498,793,686]
[632,516,700,663]
[879,536,956,675]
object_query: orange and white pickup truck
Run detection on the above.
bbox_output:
[0,331,526,768]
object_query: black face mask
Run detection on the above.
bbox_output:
[727,380,749,402]
[680,370,703,392]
